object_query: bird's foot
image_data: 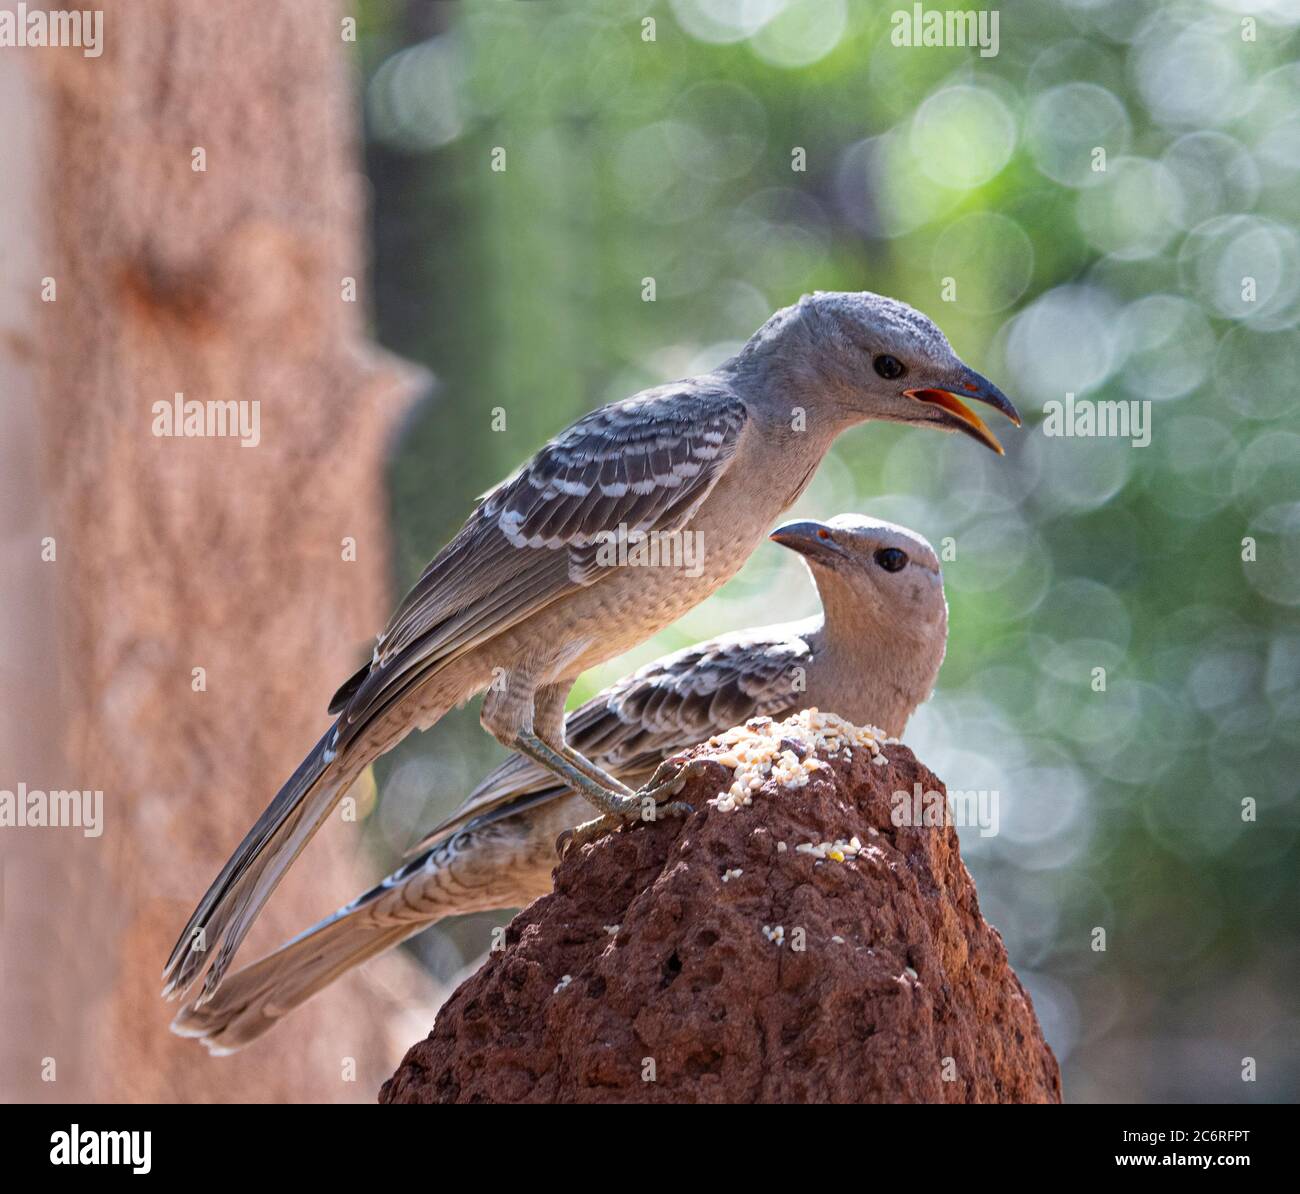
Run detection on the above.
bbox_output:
[556,798,694,859]
[555,758,722,858]
[638,756,717,800]
[556,814,620,858]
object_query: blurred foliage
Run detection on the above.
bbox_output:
[353,0,1300,1102]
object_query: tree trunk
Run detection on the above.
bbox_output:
[0,0,426,1102]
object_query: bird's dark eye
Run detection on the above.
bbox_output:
[874,547,908,572]
[873,354,906,380]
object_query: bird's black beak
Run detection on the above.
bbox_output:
[769,519,845,560]
[904,369,1021,455]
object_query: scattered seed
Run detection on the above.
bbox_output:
[703,710,893,813]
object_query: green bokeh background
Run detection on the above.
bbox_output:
[351,0,1299,1102]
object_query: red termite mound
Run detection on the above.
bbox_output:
[381,717,1062,1104]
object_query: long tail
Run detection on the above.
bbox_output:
[162,725,362,1005]
[170,901,419,1054]
[169,815,559,1052]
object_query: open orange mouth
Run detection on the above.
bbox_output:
[904,388,1005,455]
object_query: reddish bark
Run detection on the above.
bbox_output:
[0,0,424,1102]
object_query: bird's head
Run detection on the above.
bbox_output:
[738,290,1021,454]
[769,513,948,641]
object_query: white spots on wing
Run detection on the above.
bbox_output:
[496,513,534,546]
[488,395,744,550]
[496,441,720,546]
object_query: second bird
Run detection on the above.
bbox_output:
[172,515,948,1051]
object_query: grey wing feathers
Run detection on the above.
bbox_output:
[333,386,749,738]
[574,627,814,773]
[411,622,816,850]
[488,387,748,548]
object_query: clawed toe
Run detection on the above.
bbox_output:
[555,786,699,859]
[557,815,622,858]
[638,757,728,804]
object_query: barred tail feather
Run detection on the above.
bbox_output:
[170,904,419,1054]
[161,725,358,1003]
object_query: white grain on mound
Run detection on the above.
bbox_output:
[702,709,896,813]
[794,836,885,865]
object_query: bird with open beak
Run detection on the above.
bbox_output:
[163,289,1018,1007]
[171,514,949,1051]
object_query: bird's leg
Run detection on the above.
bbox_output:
[511,731,641,819]
[530,682,634,797]
[487,682,690,858]
[555,743,634,796]
[512,735,695,858]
